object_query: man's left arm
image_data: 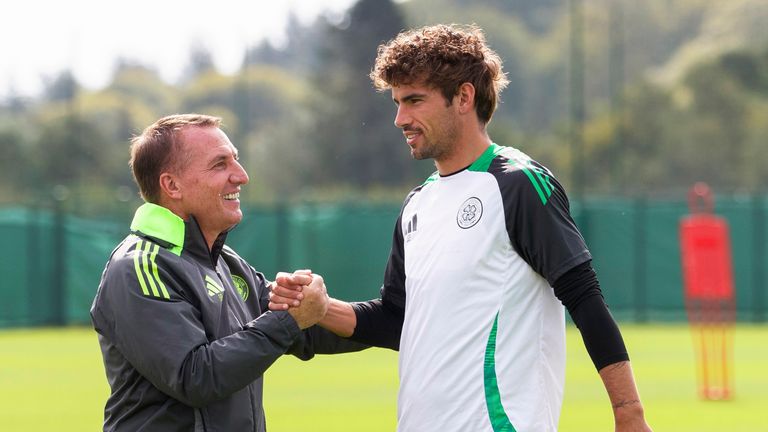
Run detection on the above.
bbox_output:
[497,164,651,431]
[598,360,650,431]
[554,262,652,431]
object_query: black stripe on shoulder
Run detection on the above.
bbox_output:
[488,147,558,206]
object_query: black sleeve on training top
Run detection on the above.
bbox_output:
[287,325,370,360]
[348,197,411,351]
[490,156,591,286]
[228,252,370,361]
[553,261,629,371]
[350,299,403,350]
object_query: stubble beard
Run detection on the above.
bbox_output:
[412,120,457,162]
[412,140,446,161]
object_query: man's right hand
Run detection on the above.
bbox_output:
[269,270,311,310]
[271,271,356,336]
[274,272,329,329]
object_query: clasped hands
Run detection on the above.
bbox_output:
[269,270,328,329]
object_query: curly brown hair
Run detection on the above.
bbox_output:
[129,114,221,203]
[370,24,509,124]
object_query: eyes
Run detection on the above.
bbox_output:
[210,155,240,171]
[395,98,423,107]
[393,91,429,108]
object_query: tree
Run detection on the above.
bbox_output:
[43,71,79,103]
[242,12,325,75]
[306,0,431,190]
[33,114,109,186]
[180,44,217,84]
[454,0,562,34]
[108,60,179,116]
[0,127,28,200]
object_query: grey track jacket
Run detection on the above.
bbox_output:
[91,203,365,431]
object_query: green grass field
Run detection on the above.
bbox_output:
[0,324,766,431]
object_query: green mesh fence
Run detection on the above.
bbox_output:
[0,197,765,328]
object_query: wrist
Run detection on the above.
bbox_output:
[613,399,645,425]
[318,298,355,337]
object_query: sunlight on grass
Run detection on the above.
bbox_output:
[0,324,765,431]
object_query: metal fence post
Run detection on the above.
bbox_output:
[26,206,40,326]
[754,193,766,322]
[634,196,647,322]
[51,189,68,326]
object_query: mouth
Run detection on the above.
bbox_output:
[222,192,240,201]
[404,130,422,146]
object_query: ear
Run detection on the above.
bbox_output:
[456,82,476,115]
[159,172,182,200]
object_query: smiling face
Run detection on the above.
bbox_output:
[392,81,460,164]
[164,126,249,247]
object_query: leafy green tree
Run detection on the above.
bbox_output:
[242,13,326,75]
[5,0,768,208]
[43,71,79,103]
[108,60,179,117]
[0,127,29,200]
[180,44,217,84]
[306,0,433,189]
[33,114,109,187]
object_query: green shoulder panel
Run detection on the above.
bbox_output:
[421,170,440,185]
[468,143,504,173]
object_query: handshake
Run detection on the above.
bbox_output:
[269,270,329,329]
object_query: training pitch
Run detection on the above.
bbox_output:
[0,324,765,431]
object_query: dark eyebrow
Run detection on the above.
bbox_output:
[393,92,428,105]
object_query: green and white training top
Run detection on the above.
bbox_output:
[354,143,591,432]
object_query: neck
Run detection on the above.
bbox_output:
[159,198,213,252]
[197,221,228,252]
[202,232,216,252]
[435,129,492,175]
[159,199,217,251]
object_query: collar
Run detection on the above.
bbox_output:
[467,142,503,173]
[431,143,504,181]
[130,202,228,268]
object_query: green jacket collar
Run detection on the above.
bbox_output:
[130,203,185,256]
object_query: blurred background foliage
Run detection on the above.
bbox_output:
[2,0,768,214]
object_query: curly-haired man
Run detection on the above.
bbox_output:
[272,24,652,432]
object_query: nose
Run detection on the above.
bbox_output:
[231,160,249,185]
[394,105,410,129]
